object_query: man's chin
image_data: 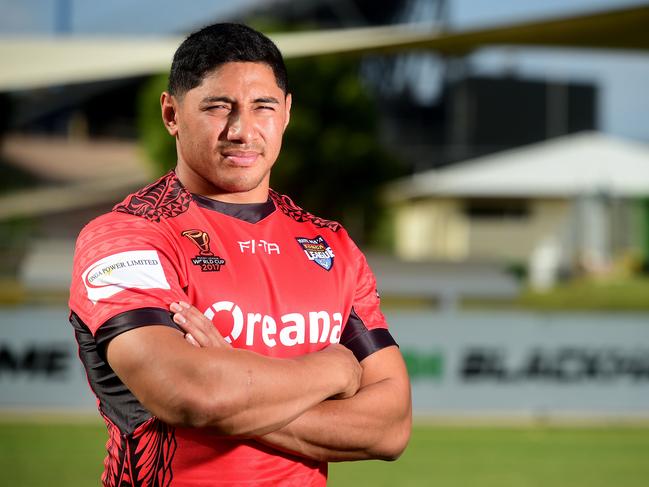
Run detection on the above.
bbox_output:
[212,176,268,198]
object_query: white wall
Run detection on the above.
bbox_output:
[394,199,468,261]
[388,310,649,419]
[394,197,572,265]
[0,307,96,410]
[2,306,648,420]
[468,199,570,261]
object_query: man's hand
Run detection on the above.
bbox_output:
[169,301,362,400]
[170,301,230,348]
[168,301,410,461]
[315,344,362,399]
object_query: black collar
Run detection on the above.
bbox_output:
[191,193,276,224]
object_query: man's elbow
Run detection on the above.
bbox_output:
[375,386,412,460]
[148,389,240,433]
[373,420,411,461]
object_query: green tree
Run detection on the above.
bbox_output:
[137,74,176,173]
[137,57,403,245]
[275,56,404,244]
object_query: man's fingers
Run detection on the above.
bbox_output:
[170,301,229,348]
[170,302,210,344]
[185,333,200,347]
[170,301,185,315]
[181,302,230,347]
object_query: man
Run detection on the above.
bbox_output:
[69,23,411,486]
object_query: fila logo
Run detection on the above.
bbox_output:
[238,240,280,255]
[204,300,343,347]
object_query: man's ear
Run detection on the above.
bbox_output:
[161,92,179,136]
[283,93,292,132]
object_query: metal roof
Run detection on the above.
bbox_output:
[1,4,648,91]
[386,132,649,200]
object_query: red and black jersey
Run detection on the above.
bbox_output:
[69,171,396,486]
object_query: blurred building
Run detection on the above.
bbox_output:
[379,75,597,172]
[1,0,646,295]
[0,134,149,292]
[386,131,649,288]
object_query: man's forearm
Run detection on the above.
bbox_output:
[165,302,409,447]
[257,347,412,462]
[107,326,361,437]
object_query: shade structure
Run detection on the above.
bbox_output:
[0,4,648,91]
[386,132,649,200]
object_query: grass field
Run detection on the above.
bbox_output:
[1,420,647,487]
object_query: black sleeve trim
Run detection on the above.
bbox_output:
[340,307,398,362]
[343,328,397,362]
[95,307,180,361]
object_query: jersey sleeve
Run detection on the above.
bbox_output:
[339,235,397,361]
[69,213,188,357]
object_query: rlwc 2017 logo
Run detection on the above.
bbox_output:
[182,229,226,272]
[81,250,170,304]
[296,235,334,271]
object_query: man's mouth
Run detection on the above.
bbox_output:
[222,151,260,167]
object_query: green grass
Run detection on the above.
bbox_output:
[459,276,649,312]
[0,421,106,486]
[517,277,649,311]
[331,426,649,487]
[1,421,648,486]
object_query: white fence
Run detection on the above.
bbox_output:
[388,310,649,419]
[1,307,96,410]
[1,307,648,419]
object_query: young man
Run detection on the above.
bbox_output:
[69,23,411,486]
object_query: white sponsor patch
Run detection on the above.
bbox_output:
[82,250,170,304]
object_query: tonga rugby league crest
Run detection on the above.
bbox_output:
[296,235,335,271]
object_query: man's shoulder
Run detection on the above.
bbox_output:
[76,171,189,247]
[269,189,343,234]
[112,170,192,223]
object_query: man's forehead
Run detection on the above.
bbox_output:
[175,61,287,103]
[200,62,280,88]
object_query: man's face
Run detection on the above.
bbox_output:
[163,62,291,202]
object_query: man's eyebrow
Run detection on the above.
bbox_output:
[200,96,235,105]
[253,97,280,104]
[199,96,280,105]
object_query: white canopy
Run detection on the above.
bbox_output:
[386,132,649,200]
[1,4,648,92]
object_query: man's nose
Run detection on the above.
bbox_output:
[226,110,254,143]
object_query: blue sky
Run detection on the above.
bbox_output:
[1,0,648,141]
[451,0,647,27]
[0,0,266,34]
[2,0,646,35]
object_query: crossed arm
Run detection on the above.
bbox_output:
[106,323,362,437]
[258,345,411,461]
[105,302,411,461]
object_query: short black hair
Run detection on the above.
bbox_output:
[168,23,289,97]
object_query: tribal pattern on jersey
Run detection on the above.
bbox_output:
[103,416,177,487]
[270,189,341,232]
[114,171,191,223]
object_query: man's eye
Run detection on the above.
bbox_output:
[256,105,275,111]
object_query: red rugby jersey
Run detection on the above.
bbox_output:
[69,171,396,487]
